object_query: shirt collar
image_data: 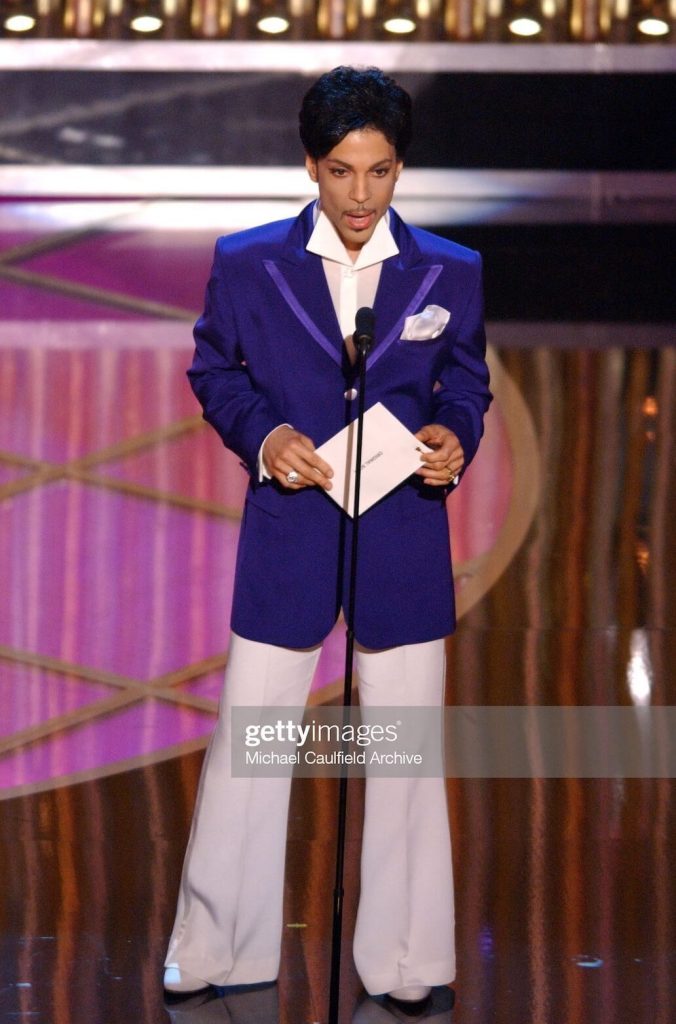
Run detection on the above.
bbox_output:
[306,204,399,270]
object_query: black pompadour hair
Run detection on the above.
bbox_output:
[299,66,413,161]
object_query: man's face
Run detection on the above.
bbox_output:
[305,128,402,257]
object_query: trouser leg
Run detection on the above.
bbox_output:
[352,638,455,996]
[165,633,320,987]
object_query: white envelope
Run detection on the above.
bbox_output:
[316,402,432,517]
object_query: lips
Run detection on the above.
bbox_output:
[345,210,375,231]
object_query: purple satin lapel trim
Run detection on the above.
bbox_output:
[369,264,443,370]
[264,260,342,367]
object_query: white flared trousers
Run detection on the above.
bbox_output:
[165,633,455,996]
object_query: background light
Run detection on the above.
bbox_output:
[383,15,417,32]
[4,13,36,31]
[637,16,670,35]
[130,14,164,31]
[257,14,290,32]
[509,16,542,34]
[628,629,653,706]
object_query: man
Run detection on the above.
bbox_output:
[164,66,491,1009]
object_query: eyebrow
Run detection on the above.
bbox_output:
[324,157,394,170]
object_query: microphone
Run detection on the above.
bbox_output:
[353,307,375,355]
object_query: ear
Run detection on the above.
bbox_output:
[305,153,319,183]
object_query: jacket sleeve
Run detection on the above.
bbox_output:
[187,241,284,476]
[432,251,492,470]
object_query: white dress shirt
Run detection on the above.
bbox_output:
[306,207,399,339]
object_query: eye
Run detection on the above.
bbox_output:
[330,167,348,177]
[372,167,389,177]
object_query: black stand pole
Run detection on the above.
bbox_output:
[328,311,373,1024]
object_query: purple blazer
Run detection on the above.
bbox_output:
[189,203,492,649]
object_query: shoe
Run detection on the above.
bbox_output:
[163,965,211,1002]
[385,986,432,1017]
[388,986,432,1002]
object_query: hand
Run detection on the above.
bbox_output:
[263,425,333,490]
[415,424,464,487]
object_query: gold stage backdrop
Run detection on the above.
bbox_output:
[0,0,674,41]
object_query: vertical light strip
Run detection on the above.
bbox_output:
[53,785,79,1024]
[61,351,85,669]
[26,350,46,682]
[148,351,171,683]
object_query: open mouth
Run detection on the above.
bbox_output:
[345,210,375,230]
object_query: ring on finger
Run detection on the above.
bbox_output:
[286,469,300,484]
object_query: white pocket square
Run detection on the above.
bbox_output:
[400,304,451,341]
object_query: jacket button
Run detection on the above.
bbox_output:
[344,388,358,400]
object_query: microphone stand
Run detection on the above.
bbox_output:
[328,311,373,1024]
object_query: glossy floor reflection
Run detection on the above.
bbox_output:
[0,199,674,1024]
[1,768,674,1022]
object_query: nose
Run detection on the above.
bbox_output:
[349,175,370,205]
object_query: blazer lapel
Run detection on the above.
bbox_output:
[370,262,442,370]
[369,209,442,370]
[264,205,344,368]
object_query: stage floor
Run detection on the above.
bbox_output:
[0,198,673,1024]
